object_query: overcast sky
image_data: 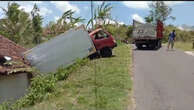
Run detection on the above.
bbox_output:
[0,1,193,27]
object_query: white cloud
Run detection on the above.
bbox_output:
[122,1,150,9]
[131,14,145,23]
[178,26,184,30]
[95,18,124,25]
[122,1,184,9]
[84,6,89,10]
[19,3,52,17]
[39,7,52,16]
[95,1,103,5]
[19,4,33,13]
[31,1,43,4]
[164,1,184,6]
[54,16,60,22]
[51,1,80,14]
[118,21,124,25]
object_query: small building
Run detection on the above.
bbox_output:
[0,35,27,61]
[0,35,31,104]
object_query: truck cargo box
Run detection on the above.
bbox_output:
[132,20,157,39]
[23,25,96,73]
[132,20,163,49]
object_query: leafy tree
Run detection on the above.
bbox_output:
[31,4,43,44]
[145,1,175,24]
[57,10,83,28]
[43,10,84,38]
[87,2,113,29]
[0,2,32,45]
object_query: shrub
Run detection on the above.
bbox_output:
[8,58,89,110]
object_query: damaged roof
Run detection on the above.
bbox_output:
[0,35,27,61]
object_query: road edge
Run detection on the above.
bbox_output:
[127,44,136,110]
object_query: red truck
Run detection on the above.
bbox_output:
[132,20,164,49]
[89,28,117,57]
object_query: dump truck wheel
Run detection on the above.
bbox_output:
[136,44,143,49]
[100,48,112,57]
[89,52,100,59]
[159,40,162,48]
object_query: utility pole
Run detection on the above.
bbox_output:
[91,0,94,29]
[91,1,97,110]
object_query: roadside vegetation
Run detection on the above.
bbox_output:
[0,42,133,110]
[174,42,194,51]
[21,42,132,110]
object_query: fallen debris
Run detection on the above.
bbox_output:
[0,60,33,75]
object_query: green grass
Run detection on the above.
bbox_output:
[21,43,133,110]
[174,41,194,51]
[163,41,194,51]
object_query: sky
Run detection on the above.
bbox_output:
[0,1,194,27]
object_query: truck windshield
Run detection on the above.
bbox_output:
[94,30,109,39]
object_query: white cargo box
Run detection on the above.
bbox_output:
[23,25,96,73]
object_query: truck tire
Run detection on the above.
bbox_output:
[150,44,156,50]
[100,48,112,57]
[156,40,162,49]
[89,52,100,59]
[159,40,162,48]
[136,44,142,49]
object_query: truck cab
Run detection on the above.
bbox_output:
[89,28,117,57]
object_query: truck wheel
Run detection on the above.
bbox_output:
[89,52,100,59]
[159,40,162,48]
[156,40,161,49]
[136,44,142,49]
[149,43,156,50]
[100,48,112,57]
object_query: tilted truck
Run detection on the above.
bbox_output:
[89,28,117,57]
[23,25,117,73]
[132,20,164,49]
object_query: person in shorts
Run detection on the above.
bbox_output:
[167,30,176,50]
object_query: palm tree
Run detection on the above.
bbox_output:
[87,1,113,29]
[0,2,32,44]
[43,10,85,37]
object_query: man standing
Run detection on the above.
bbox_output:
[167,30,176,50]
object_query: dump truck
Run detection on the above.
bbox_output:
[89,28,117,57]
[132,20,163,49]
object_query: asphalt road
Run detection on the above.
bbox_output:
[133,45,194,110]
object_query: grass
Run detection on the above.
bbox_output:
[174,41,194,51]
[21,43,133,110]
[163,41,194,51]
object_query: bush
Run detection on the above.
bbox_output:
[12,74,57,109]
[164,25,194,43]
[1,58,89,110]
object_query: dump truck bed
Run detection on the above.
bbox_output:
[132,20,157,39]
